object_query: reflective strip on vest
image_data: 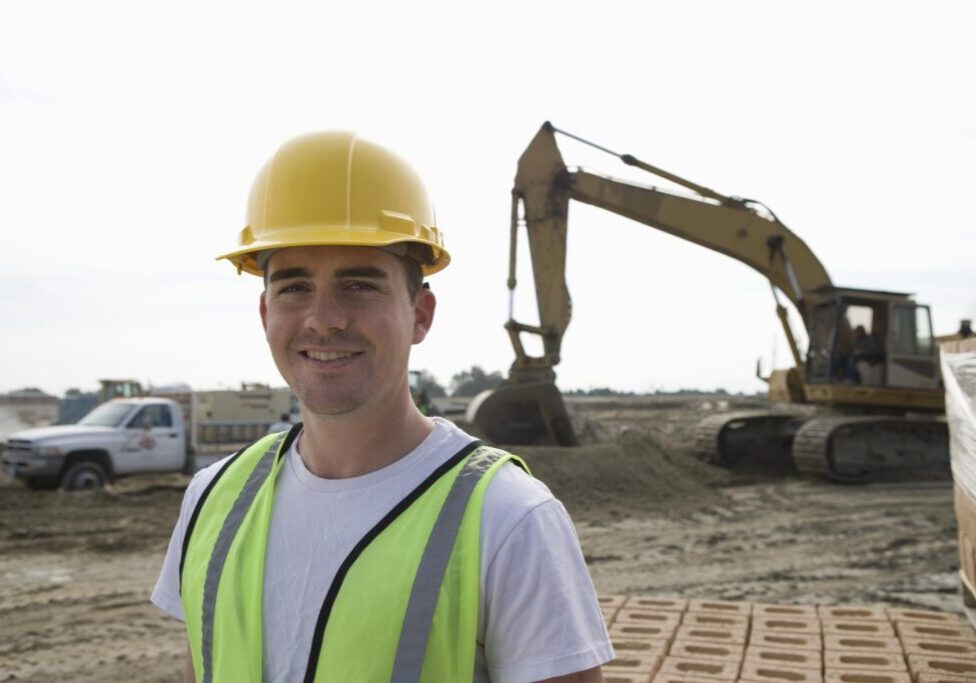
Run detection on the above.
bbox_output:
[201,431,286,683]
[391,446,507,683]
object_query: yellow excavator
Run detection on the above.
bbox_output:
[468,122,948,482]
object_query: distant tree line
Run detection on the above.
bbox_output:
[415,367,736,398]
[565,387,633,396]
[413,366,505,398]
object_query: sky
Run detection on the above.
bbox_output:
[1,0,974,398]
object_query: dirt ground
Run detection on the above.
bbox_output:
[0,395,961,681]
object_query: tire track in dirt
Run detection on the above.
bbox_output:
[0,549,183,682]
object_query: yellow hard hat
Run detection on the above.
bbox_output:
[217,131,450,276]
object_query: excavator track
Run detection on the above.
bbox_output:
[695,411,804,470]
[791,414,950,483]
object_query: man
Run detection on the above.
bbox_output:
[151,131,613,682]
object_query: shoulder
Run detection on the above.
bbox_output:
[423,422,560,535]
[149,450,241,621]
[191,451,236,489]
[483,455,554,512]
[428,423,560,531]
[479,450,576,568]
[180,450,240,514]
[186,431,285,499]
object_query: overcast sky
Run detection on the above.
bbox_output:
[2,0,973,398]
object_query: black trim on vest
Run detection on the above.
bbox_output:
[302,439,483,683]
[178,422,303,594]
[278,421,303,462]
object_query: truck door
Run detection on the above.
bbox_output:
[886,303,940,389]
[119,404,184,473]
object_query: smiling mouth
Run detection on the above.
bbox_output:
[302,350,361,362]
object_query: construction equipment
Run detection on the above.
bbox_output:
[470,122,948,482]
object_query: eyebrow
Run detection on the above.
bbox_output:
[334,266,389,280]
[267,265,391,283]
[268,267,312,283]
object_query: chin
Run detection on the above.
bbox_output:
[299,396,367,417]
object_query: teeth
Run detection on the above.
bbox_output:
[306,350,357,362]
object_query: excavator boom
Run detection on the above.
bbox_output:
[472,122,830,446]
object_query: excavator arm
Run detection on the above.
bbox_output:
[470,122,832,446]
[512,122,833,366]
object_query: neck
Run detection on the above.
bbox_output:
[296,394,435,479]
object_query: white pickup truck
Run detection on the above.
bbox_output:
[3,388,294,490]
[3,398,195,490]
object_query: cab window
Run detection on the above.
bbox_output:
[915,306,934,356]
[891,304,933,356]
[127,405,173,429]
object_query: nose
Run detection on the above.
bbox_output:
[303,289,350,336]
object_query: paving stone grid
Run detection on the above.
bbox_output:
[599,595,976,682]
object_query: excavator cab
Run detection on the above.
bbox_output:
[803,287,941,408]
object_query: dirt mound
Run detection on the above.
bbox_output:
[454,394,745,523]
[512,430,733,523]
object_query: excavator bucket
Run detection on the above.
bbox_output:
[467,380,578,446]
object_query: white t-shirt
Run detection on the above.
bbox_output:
[151,418,613,683]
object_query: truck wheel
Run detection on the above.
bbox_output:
[62,461,109,491]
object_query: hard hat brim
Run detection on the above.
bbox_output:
[216,225,450,277]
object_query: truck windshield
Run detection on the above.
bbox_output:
[78,402,135,427]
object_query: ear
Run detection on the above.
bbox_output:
[259,291,268,333]
[411,287,436,345]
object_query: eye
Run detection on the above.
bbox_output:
[344,280,381,293]
[276,282,311,296]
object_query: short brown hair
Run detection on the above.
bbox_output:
[399,254,424,301]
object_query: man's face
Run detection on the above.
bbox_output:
[259,245,435,418]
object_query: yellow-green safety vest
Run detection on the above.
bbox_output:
[179,427,526,682]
